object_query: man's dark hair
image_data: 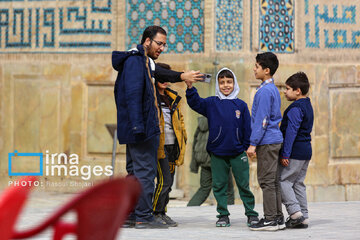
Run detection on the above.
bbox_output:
[156,62,171,70]
[218,69,234,79]
[256,52,279,76]
[285,72,310,95]
[141,26,167,44]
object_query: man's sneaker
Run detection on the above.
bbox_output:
[247,215,259,227]
[277,216,286,230]
[123,219,135,228]
[285,216,305,228]
[216,215,230,227]
[249,218,278,231]
[135,218,168,229]
[161,214,178,227]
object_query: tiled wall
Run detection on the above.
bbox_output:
[1,0,359,53]
[259,0,294,53]
[0,0,113,53]
[305,0,360,49]
[215,0,243,51]
[126,0,204,53]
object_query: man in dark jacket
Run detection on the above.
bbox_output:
[112,25,202,229]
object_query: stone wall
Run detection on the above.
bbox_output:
[0,0,359,202]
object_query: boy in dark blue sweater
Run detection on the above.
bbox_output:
[186,68,259,228]
[279,72,314,229]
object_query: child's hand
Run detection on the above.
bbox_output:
[246,145,257,159]
[185,79,193,88]
[280,158,289,167]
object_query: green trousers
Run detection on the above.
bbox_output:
[211,152,258,217]
[187,166,235,206]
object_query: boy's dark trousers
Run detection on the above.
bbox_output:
[153,144,177,214]
[187,166,235,206]
[256,143,283,221]
[125,135,159,222]
[211,152,258,217]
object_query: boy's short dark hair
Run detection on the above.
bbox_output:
[156,62,171,70]
[285,72,310,95]
[155,63,171,87]
[218,69,234,79]
[141,26,167,44]
[256,52,279,76]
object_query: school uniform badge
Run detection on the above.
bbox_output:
[235,110,241,119]
[262,116,268,129]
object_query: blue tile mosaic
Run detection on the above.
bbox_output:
[215,0,243,51]
[305,0,360,49]
[259,0,294,53]
[0,0,112,53]
[126,0,204,53]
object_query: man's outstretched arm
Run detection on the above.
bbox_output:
[155,64,204,83]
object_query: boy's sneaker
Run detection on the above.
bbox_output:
[293,223,308,229]
[135,218,168,229]
[154,214,167,225]
[161,214,178,227]
[249,218,278,231]
[216,215,230,227]
[285,216,305,228]
[277,216,286,230]
[247,215,259,227]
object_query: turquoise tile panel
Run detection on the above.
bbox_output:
[0,0,113,53]
[305,0,360,49]
[126,0,204,53]
[259,0,294,53]
[215,0,243,51]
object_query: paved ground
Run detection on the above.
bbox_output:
[15,192,360,239]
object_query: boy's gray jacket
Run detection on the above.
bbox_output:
[190,116,211,173]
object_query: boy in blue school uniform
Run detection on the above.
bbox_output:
[279,72,314,229]
[247,52,285,231]
[186,68,259,228]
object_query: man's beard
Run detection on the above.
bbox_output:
[146,45,157,60]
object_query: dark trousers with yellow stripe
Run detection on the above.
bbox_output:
[153,144,177,214]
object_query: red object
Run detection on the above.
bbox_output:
[12,176,141,240]
[0,176,37,240]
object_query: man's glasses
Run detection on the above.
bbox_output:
[152,39,167,48]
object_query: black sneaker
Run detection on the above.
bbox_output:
[123,219,136,228]
[135,218,168,229]
[216,215,230,227]
[285,216,305,228]
[161,214,178,227]
[154,214,167,225]
[247,215,259,227]
[293,223,308,229]
[249,218,278,231]
[277,216,286,230]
